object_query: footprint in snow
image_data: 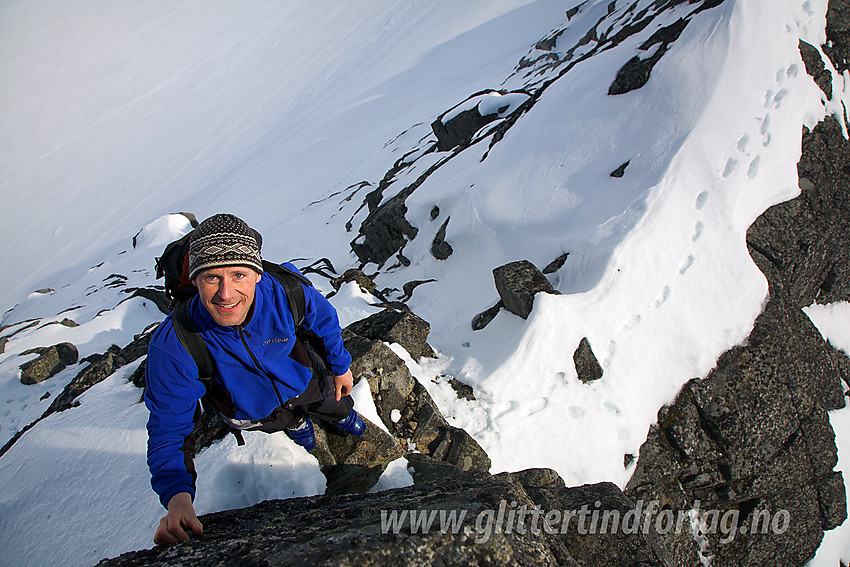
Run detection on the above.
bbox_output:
[737,134,749,152]
[760,114,771,146]
[655,286,671,308]
[748,156,761,179]
[692,221,704,241]
[623,314,642,330]
[695,191,709,210]
[723,157,737,177]
[679,255,695,275]
[603,340,616,367]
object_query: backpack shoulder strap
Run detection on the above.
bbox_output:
[172,299,215,380]
[262,260,312,328]
[171,300,245,446]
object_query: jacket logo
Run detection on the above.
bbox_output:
[263,338,290,345]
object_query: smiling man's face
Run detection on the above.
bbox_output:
[193,266,262,327]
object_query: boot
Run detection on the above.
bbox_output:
[285,418,316,451]
[335,409,366,437]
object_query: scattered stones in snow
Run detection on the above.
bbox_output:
[430,217,453,260]
[610,160,630,178]
[542,252,570,274]
[471,300,504,331]
[36,318,79,329]
[493,260,559,319]
[19,342,79,385]
[348,2,727,267]
[400,279,436,302]
[573,337,603,383]
[448,377,475,401]
[1,327,157,458]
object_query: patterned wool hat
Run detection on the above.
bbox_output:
[188,214,263,280]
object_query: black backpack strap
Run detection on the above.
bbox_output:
[172,300,215,380]
[172,300,245,446]
[262,260,311,327]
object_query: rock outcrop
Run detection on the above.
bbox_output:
[18,342,78,385]
[342,325,490,478]
[493,260,558,319]
[573,338,603,384]
[97,468,671,567]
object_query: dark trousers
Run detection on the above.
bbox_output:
[248,349,354,434]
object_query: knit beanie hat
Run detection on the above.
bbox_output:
[188,214,263,280]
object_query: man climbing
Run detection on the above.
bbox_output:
[144,213,365,546]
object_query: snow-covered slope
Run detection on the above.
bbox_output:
[0,1,848,566]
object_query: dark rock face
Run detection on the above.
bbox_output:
[431,91,526,152]
[493,260,558,319]
[824,0,850,72]
[312,416,406,496]
[345,308,433,360]
[431,106,496,152]
[748,116,850,307]
[18,342,78,385]
[625,291,847,566]
[608,18,690,95]
[543,252,570,275]
[342,329,490,476]
[799,40,834,99]
[351,194,419,268]
[609,161,630,178]
[573,338,603,383]
[96,469,671,567]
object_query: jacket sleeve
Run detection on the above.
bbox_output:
[144,326,207,508]
[285,264,352,376]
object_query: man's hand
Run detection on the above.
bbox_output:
[334,369,354,401]
[154,492,203,546]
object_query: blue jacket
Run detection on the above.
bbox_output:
[144,264,351,507]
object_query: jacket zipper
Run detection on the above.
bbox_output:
[239,329,285,407]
